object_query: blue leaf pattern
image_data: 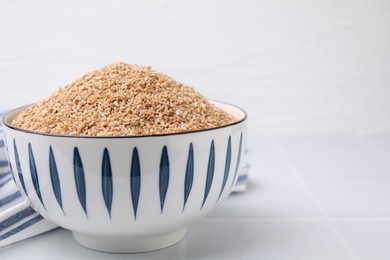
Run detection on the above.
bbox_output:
[49,146,64,214]
[73,147,87,216]
[102,148,113,218]
[159,146,169,213]
[231,132,243,189]
[218,136,231,201]
[130,147,141,219]
[9,161,16,184]
[202,140,215,209]
[8,132,243,217]
[28,143,46,210]
[183,143,194,212]
[4,141,15,184]
[13,139,27,195]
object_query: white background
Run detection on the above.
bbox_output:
[1,0,389,135]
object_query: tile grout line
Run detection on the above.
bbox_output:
[268,137,361,260]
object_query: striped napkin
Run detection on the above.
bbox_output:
[0,109,249,247]
[0,110,57,247]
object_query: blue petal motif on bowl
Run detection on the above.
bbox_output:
[6,145,17,186]
[28,143,46,210]
[102,148,113,218]
[202,140,215,209]
[159,146,169,213]
[218,136,231,201]
[231,132,243,189]
[183,143,194,212]
[13,139,27,196]
[9,162,16,185]
[73,147,87,217]
[49,146,65,214]
[130,147,141,219]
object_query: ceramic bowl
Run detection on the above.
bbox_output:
[1,101,247,253]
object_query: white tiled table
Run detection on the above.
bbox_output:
[1,136,390,260]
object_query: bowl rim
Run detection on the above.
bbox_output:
[2,100,248,139]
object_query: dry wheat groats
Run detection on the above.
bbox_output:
[12,62,237,136]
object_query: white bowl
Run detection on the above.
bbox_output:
[2,101,247,253]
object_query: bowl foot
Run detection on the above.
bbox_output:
[72,227,187,253]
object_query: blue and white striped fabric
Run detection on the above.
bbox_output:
[0,110,57,247]
[234,161,250,192]
[0,108,249,247]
